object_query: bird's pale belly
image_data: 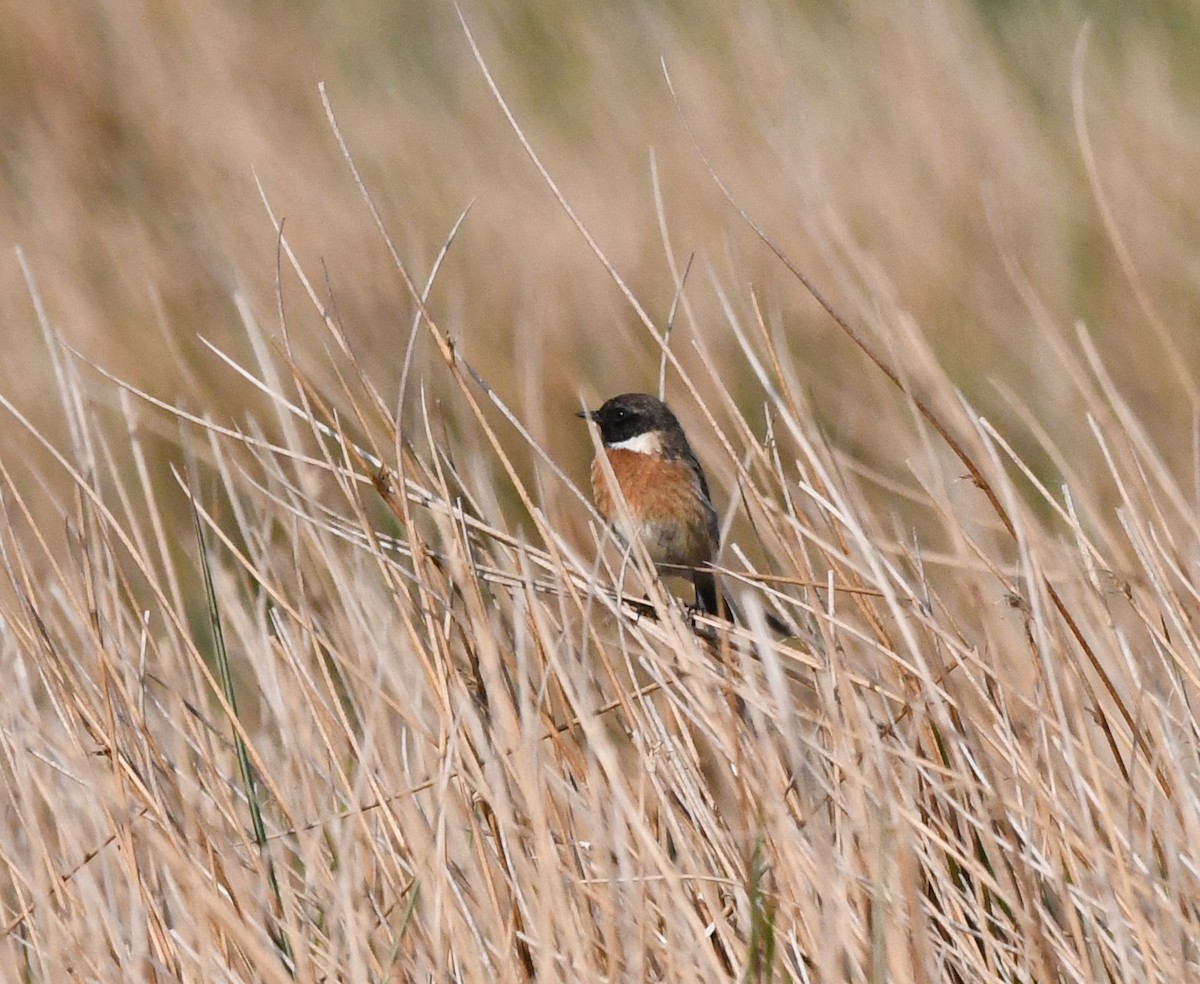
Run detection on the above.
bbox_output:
[614,513,709,569]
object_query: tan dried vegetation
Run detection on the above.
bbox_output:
[1,2,1199,981]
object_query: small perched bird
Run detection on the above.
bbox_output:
[577,392,728,617]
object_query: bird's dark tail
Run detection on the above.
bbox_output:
[693,572,791,636]
[694,572,723,618]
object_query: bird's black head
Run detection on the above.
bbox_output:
[576,392,682,447]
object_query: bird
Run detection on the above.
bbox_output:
[577,392,730,618]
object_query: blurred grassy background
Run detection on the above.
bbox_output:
[4,0,1200,532]
[6,4,1200,978]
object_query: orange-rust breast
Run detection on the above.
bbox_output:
[589,448,717,569]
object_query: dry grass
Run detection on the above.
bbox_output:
[2,2,1200,981]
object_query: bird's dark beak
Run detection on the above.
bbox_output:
[576,409,595,421]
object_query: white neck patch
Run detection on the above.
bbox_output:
[607,430,664,455]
